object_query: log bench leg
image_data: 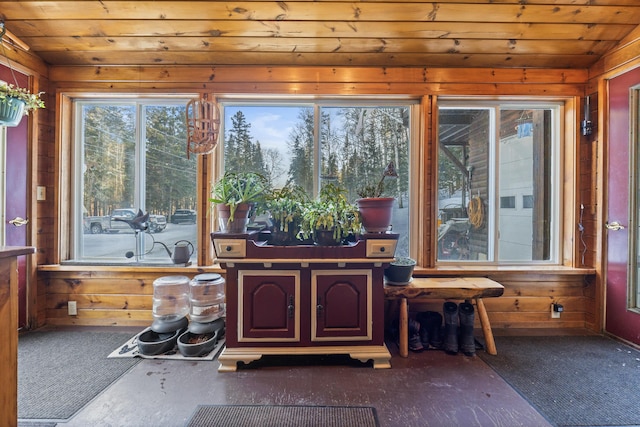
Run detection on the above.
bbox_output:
[399,297,408,358]
[475,297,497,355]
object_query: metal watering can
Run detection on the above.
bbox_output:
[170,240,194,264]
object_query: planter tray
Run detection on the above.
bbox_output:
[212,232,398,260]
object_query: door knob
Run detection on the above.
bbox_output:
[9,217,29,227]
[605,221,625,231]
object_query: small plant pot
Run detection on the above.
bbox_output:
[217,203,252,233]
[314,228,341,246]
[384,257,416,285]
[0,97,25,127]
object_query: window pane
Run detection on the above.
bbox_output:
[223,105,312,190]
[498,108,552,261]
[437,105,556,263]
[78,102,196,264]
[438,108,490,261]
[319,106,410,256]
[142,104,196,262]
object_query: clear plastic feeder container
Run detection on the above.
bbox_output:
[189,273,226,322]
[152,275,190,321]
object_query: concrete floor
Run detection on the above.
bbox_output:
[46,331,551,427]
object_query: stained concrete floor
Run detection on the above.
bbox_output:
[45,330,551,427]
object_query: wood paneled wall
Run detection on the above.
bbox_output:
[31,64,598,331]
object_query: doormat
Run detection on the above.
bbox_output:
[186,405,379,427]
[107,327,225,361]
[478,335,640,427]
[18,329,140,420]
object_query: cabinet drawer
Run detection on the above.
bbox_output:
[366,239,397,257]
[214,239,247,258]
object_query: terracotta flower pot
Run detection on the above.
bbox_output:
[357,197,395,233]
[217,203,252,233]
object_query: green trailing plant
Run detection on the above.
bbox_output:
[0,82,45,114]
[209,171,269,221]
[357,161,399,198]
[263,183,310,234]
[299,183,361,244]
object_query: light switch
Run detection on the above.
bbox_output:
[36,186,46,201]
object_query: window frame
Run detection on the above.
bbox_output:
[436,98,566,265]
[216,96,421,259]
[69,96,196,263]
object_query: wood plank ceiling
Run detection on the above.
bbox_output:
[0,1,639,69]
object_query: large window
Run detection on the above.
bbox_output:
[437,101,561,263]
[72,100,198,263]
[221,100,415,257]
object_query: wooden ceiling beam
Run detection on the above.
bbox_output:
[38,50,600,68]
[0,2,638,25]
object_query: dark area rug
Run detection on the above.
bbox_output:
[478,335,640,427]
[186,405,379,427]
[18,329,140,420]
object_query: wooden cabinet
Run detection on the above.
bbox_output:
[0,246,34,427]
[214,233,397,372]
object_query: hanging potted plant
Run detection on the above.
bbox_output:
[356,161,398,233]
[209,171,268,234]
[0,81,45,127]
[299,183,361,246]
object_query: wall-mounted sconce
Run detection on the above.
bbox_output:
[582,95,593,136]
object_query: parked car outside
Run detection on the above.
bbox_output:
[111,208,167,233]
[172,209,197,224]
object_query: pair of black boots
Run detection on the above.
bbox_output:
[409,301,476,356]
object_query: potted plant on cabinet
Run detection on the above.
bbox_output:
[0,81,45,127]
[356,161,398,233]
[299,183,361,246]
[209,171,268,233]
[262,183,310,245]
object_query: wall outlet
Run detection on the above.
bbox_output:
[550,303,561,319]
[36,186,46,201]
[68,301,77,316]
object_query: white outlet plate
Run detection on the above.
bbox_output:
[36,186,46,201]
[68,301,77,316]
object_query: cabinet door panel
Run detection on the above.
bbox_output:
[312,270,371,341]
[238,271,300,342]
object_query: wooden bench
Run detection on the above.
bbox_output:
[384,277,504,357]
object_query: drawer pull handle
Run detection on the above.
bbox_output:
[287,295,294,318]
[226,245,232,252]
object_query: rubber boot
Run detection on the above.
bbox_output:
[423,311,443,350]
[408,318,424,352]
[443,302,459,355]
[415,312,430,348]
[458,302,476,356]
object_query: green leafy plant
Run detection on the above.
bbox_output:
[209,171,269,221]
[263,183,310,234]
[299,183,361,244]
[0,82,45,114]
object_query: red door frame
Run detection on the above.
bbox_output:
[606,67,640,345]
[1,65,30,328]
